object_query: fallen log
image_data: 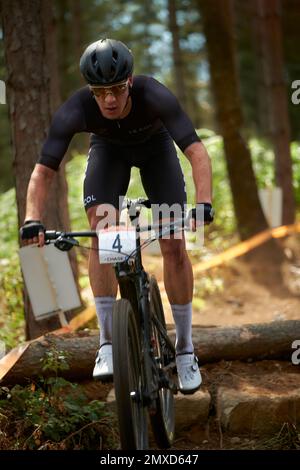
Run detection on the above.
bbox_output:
[1,320,299,385]
[192,320,300,364]
[0,331,99,386]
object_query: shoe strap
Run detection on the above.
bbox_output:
[176,352,194,357]
[99,342,112,349]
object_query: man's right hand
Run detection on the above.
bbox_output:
[20,220,45,246]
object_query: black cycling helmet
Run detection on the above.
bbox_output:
[79,38,133,86]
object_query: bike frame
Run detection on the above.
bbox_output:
[114,205,176,410]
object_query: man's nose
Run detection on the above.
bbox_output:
[104,92,116,103]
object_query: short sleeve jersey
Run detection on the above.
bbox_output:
[39,75,200,171]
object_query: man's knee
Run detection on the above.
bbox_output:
[159,238,187,262]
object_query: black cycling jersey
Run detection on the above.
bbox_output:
[38,75,200,171]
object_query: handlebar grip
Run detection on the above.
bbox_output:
[44,230,60,240]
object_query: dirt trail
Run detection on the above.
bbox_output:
[142,253,300,328]
[142,250,300,450]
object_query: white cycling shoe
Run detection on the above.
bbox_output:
[93,344,113,382]
[176,353,202,395]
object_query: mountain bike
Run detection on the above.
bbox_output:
[45,198,191,450]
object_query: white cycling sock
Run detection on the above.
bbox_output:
[95,296,115,347]
[170,302,194,355]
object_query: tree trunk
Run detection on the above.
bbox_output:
[55,0,72,101]
[2,0,79,339]
[42,1,78,283]
[198,0,286,281]
[198,0,270,241]
[167,0,188,111]
[70,0,83,63]
[252,0,295,225]
[143,2,157,74]
[1,320,299,385]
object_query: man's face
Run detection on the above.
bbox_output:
[90,77,132,119]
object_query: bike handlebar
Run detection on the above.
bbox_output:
[44,217,190,254]
[44,217,188,241]
[44,199,212,251]
[45,230,97,240]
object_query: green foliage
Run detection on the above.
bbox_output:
[41,348,71,374]
[291,142,300,205]
[250,138,276,187]
[0,29,14,193]
[0,188,24,349]
[193,267,224,310]
[66,153,89,232]
[201,134,237,242]
[194,273,224,298]
[0,346,117,450]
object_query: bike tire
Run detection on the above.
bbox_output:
[112,298,148,450]
[149,276,175,448]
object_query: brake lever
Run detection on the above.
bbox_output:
[54,235,79,251]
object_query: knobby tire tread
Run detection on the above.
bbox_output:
[112,298,148,450]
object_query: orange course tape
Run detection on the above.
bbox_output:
[193,221,300,274]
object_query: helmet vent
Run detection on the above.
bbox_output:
[91,52,98,67]
[112,50,118,62]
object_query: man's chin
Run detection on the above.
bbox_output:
[103,109,121,119]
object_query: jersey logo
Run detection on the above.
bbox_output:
[84,194,97,206]
[128,124,152,134]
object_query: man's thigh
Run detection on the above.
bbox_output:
[139,135,187,220]
[83,142,131,211]
[87,204,120,231]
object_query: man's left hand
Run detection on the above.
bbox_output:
[188,203,214,231]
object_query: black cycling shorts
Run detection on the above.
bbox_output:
[83,131,187,215]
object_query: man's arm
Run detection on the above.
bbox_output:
[21,163,56,246]
[21,91,86,243]
[184,141,212,204]
[145,78,213,217]
[24,163,56,221]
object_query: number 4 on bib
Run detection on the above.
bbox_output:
[98,228,137,264]
[112,234,122,253]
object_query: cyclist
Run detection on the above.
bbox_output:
[20,38,214,394]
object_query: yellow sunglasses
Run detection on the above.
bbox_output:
[90,80,129,98]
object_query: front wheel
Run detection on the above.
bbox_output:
[149,277,175,448]
[112,299,148,450]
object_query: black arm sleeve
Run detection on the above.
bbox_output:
[145,77,200,152]
[38,93,87,171]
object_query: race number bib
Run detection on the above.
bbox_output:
[98,227,137,264]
